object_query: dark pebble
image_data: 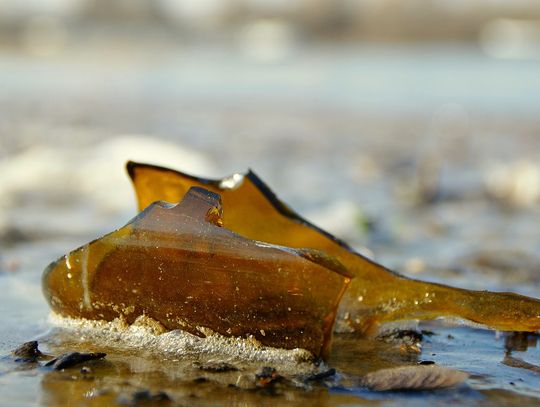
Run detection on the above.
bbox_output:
[11,341,42,362]
[418,360,435,365]
[196,361,238,372]
[256,366,282,386]
[305,368,336,382]
[377,329,423,345]
[45,352,106,370]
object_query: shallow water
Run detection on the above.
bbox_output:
[1,42,540,405]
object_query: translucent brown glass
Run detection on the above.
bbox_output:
[127,161,540,334]
[42,187,351,358]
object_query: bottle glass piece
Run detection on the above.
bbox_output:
[43,187,351,358]
[127,161,540,334]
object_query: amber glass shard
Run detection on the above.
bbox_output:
[42,187,351,358]
[127,161,540,334]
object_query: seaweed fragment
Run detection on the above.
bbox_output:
[502,355,540,374]
[42,187,351,359]
[45,352,106,370]
[127,161,540,334]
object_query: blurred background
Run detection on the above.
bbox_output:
[1,0,540,294]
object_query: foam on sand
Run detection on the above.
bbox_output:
[48,313,317,368]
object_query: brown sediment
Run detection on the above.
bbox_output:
[126,161,540,334]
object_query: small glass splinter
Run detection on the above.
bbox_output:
[127,161,540,335]
[42,187,351,358]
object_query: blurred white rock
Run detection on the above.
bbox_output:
[0,135,213,236]
[79,135,213,212]
[485,160,540,207]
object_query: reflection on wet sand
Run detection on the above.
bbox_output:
[38,338,371,406]
[34,324,469,405]
[0,319,532,405]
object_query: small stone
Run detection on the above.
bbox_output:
[255,366,282,386]
[11,341,42,362]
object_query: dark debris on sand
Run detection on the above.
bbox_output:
[377,329,424,345]
[195,361,238,372]
[11,341,43,363]
[45,351,106,370]
[304,368,336,382]
[255,366,283,386]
